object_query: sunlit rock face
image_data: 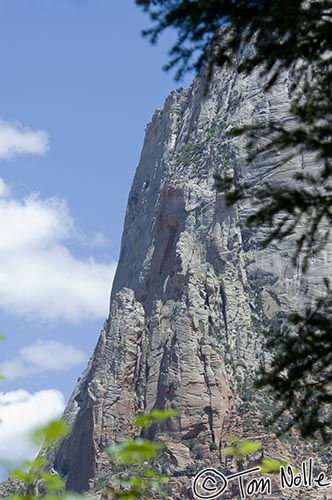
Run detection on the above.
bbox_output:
[50,46,332,498]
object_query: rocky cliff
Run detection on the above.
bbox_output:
[49,44,332,499]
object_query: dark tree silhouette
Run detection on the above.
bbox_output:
[136,0,332,441]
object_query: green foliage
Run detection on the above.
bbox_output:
[2,338,172,499]
[10,457,63,494]
[260,458,287,473]
[6,421,73,500]
[222,438,262,459]
[105,409,175,499]
[176,140,206,166]
[2,410,175,500]
[31,420,69,448]
[105,467,169,500]
[1,333,175,500]
[134,408,178,428]
[222,437,286,474]
[107,439,164,465]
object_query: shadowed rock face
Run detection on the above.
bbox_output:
[50,47,332,496]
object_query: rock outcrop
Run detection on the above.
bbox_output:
[49,45,332,498]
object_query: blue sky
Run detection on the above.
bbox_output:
[0,0,192,470]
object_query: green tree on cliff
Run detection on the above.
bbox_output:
[135,0,332,441]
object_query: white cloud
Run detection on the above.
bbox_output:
[1,340,87,380]
[0,389,65,467]
[0,119,49,159]
[0,178,10,197]
[0,178,117,322]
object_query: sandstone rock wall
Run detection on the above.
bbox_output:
[50,47,332,497]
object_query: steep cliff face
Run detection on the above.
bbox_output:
[51,46,332,497]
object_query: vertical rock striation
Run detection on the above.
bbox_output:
[51,46,332,496]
